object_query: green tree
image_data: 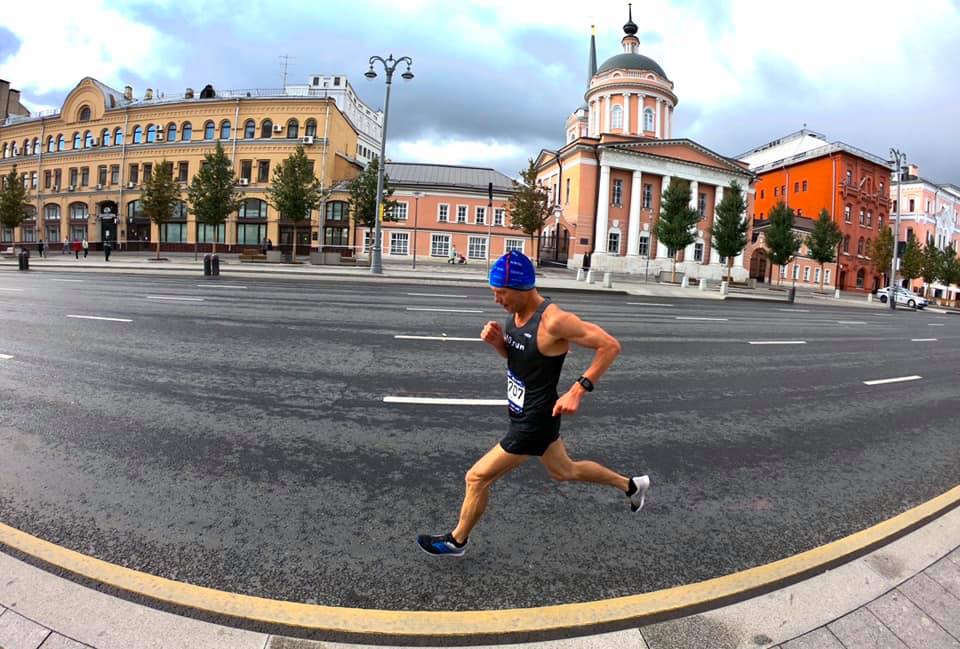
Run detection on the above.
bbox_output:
[0,166,29,237]
[347,158,397,253]
[764,201,802,286]
[940,247,960,301]
[656,179,699,282]
[867,226,894,288]
[711,180,748,283]
[187,142,242,255]
[900,237,923,286]
[267,145,323,261]
[140,160,181,260]
[508,158,551,265]
[806,209,843,292]
[920,242,944,297]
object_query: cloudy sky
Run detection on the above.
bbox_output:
[2,0,959,184]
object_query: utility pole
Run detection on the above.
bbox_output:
[279,54,295,88]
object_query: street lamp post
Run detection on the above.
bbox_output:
[364,54,414,275]
[889,148,906,310]
[411,190,422,270]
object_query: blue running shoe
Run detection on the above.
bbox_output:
[417,532,466,557]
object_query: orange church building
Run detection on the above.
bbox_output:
[534,9,754,281]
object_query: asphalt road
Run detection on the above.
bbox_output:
[0,270,957,611]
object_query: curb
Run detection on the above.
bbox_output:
[1,485,957,643]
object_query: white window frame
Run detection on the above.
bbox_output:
[612,179,623,207]
[393,201,408,221]
[793,264,800,280]
[642,183,652,209]
[780,265,787,278]
[814,267,821,284]
[825,269,831,285]
[611,105,623,129]
[494,208,505,226]
[475,206,486,225]
[607,230,621,255]
[430,233,451,257]
[694,242,704,262]
[438,204,449,223]
[643,108,654,132]
[638,236,649,257]
[456,205,468,224]
[390,231,409,256]
[468,235,487,259]
[504,238,524,253]
[803,266,811,282]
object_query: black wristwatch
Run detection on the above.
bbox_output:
[576,376,595,392]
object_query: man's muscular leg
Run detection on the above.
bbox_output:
[539,439,629,491]
[451,444,529,543]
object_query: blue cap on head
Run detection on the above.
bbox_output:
[489,251,536,290]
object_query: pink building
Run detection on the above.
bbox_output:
[890,164,960,300]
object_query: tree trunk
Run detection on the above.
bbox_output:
[671,254,677,283]
[155,237,161,260]
[726,258,733,284]
[819,262,825,293]
[212,226,217,255]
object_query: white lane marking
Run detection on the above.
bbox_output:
[863,375,923,386]
[406,307,483,313]
[146,295,205,302]
[627,302,675,307]
[838,321,867,325]
[911,338,938,342]
[0,288,25,292]
[406,292,469,299]
[928,323,945,327]
[748,340,807,345]
[196,284,247,289]
[778,308,810,312]
[675,316,728,321]
[384,396,507,406]
[394,335,481,342]
[67,315,132,323]
[0,353,13,360]
[51,279,84,283]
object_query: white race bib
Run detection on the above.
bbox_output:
[507,369,525,414]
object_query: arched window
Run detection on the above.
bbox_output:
[244,119,256,139]
[842,235,850,253]
[856,268,865,288]
[866,210,872,226]
[84,130,94,148]
[611,105,623,130]
[72,132,81,149]
[114,128,123,145]
[857,237,864,255]
[239,198,268,219]
[31,138,39,155]
[132,126,143,144]
[260,119,273,138]
[3,143,8,158]
[286,119,299,139]
[47,136,55,153]
[865,238,872,257]
[219,120,231,140]
[78,106,91,122]
[181,122,192,141]
[101,129,111,147]
[325,201,349,221]
[146,124,157,143]
[127,200,143,219]
[69,202,89,220]
[643,108,654,132]
[23,139,31,155]
[10,142,17,156]
[166,123,177,142]
[203,121,215,140]
[57,135,66,151]
[44,204,60,221]
[305,119,317,137]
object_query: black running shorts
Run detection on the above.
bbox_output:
[499,416,561,456]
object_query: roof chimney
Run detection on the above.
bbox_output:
[124,85,133,101]
[144,88,153,101]
[185,88,194,99]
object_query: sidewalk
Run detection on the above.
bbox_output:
[1,492,957,649]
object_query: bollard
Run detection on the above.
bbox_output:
[721,280,729,296]
[203,254,212,276]
[602,272,612,288]
[788,286,796,303]
[699,279,707,292]
[576,268,584,281]
[18,249,29,271]
[834,288,841,299]
[867,293,873,303]
[585,270,595,284]
[211,254,220,276]
[681,277,689,288]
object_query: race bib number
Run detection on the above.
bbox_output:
[507,369,525,414]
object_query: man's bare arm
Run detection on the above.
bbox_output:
[547,311,621,415]
[481,320,508,359]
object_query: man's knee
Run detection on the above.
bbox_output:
[465,466,495,489]
[546,463,576,482]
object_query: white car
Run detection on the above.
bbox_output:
[875,287,928,309]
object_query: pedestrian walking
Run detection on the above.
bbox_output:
[62,237,69,255]
[104,241,112,262]
[37,239,44,258]
[82,239,89,258]
[448,245,457,264]
[416,251,650,556]
[72,240,81,259]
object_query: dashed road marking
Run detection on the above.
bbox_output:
[406,307,483,313]
[384,396,507,406]
[0,353,13,360]
[778,308,810,312]
[395,335,480,342]
[0,288,25,292]
[928,323,945,327]
[196,284,247,289]
[911,338,937,342]
[748,341,807,345]
[406,292,469,299]
[676,316,728,321]
[863,375,922,386]
[51,279,84,283]
[838,321,867,325]
[67,315,132,323]
[146,295,204,302]
[627,302,675,307]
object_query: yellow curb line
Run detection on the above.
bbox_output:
[1,484,958,639]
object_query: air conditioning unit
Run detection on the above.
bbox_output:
[90,139,99,147]
[53,185,60,192]
[96,184,103,190]
[273,124,284,133]
[67,185,76,192]
[127,181,136,189]
[155,133,164,141]
[239,178,250,186]
[302,135,315,145]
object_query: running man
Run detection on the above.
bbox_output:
[417,251,650,556]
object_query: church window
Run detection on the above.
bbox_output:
[638,236,649,256]
[612,179,623,207]
[643,108,654,132]
[642,183,652,209]
[607,231,621,254]
[611,105,623,130]
[694,242,704,262]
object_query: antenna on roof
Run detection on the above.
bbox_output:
[279,54,296,87]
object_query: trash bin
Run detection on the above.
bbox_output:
[18,249,29,271]
[787,286,796,303]
[211,254,220,276]
[203,254,212,276]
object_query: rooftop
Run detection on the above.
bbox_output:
[385,162,514,192]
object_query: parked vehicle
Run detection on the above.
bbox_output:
[875,286,928,309]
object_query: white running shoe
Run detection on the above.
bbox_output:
[629,475,650,513]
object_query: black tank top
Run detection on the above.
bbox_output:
[504,299,567,431]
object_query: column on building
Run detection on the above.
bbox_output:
[623,92,631,135]
[656,175,671,258]
[685,180,699,262]
[711,185,724,265]
[627,170,642,255]
[655,98,662,138]
[595,164,611,256]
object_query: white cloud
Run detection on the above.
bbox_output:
[0,1,180,96]
[392,136,526,167]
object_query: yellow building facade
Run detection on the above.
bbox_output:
[0,77,363,252]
